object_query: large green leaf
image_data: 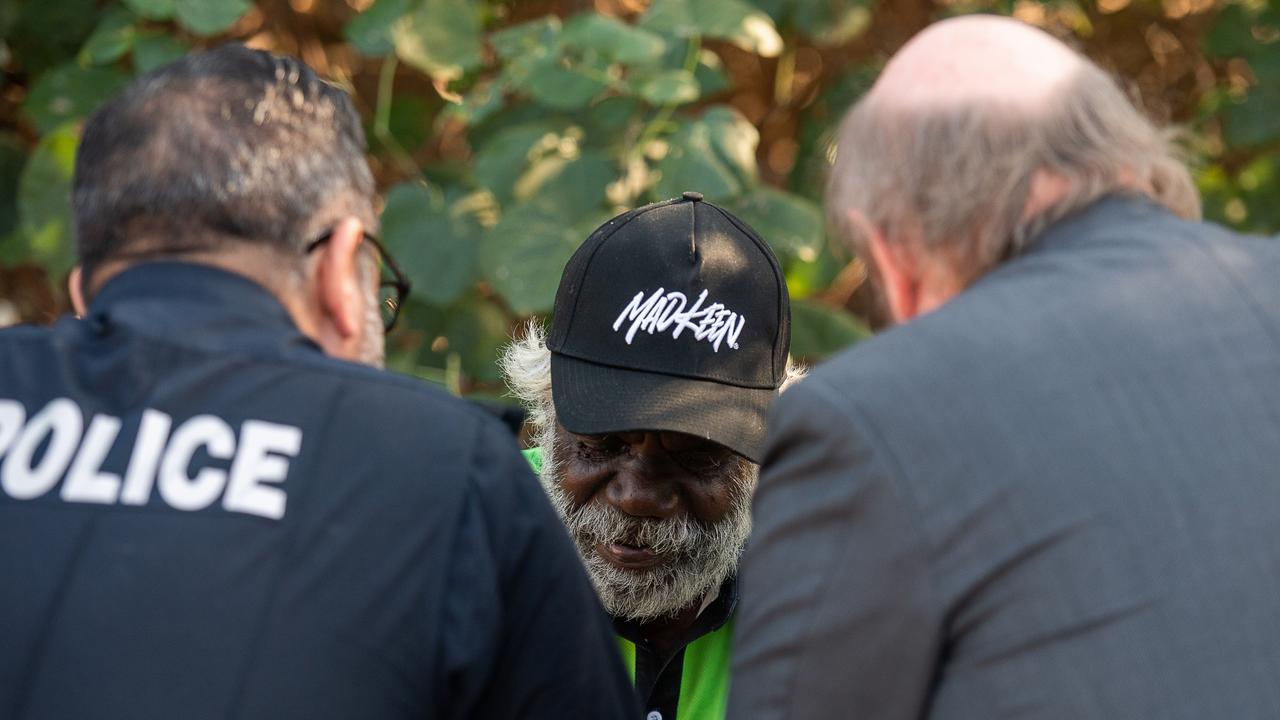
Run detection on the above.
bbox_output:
[703,105,758,186]
[393,0,483,80]
[635,69,700,106]
[561,13,667,65]
[381,182,478,306]
[640,0,783,58]
[472,121,560,204]
[479,203,585,314]
[525,63,610,111]
[732,186,822,261]
[655,124,740,201]
[16,124,79,274]
[513,149,615,215]
[133,33,190,73]
[344,0,411,57]
[788,299,868,359]
[754,0,870,47]
[22,63,129,134]
[653,107,757,200]
[490,16,561,62]
[173,0,252,36]
[79,7,137,66]
[122,0,174,21]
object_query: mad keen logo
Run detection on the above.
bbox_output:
[612,287,745,352]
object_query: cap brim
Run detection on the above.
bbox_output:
[550,353,774,463]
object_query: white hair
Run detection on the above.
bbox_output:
[828,60,1200,286]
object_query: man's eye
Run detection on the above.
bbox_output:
[576,436,622,460]
[677,451,727,474]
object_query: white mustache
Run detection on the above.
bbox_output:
[569,501,705,558]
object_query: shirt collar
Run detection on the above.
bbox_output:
[613,574,738,649]
[85,261,319,356]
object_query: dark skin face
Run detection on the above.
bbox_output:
[555,424,742,647]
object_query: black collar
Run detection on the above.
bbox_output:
[84,261,320,357]
[612,574,738,655]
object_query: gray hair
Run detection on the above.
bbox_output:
[74,44,374,291]
[827,59,1200,285]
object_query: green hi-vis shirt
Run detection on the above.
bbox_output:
[523,447,734,720]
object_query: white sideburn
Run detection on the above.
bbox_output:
[613,287,746,352]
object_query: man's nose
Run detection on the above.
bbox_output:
[604,433,681,520]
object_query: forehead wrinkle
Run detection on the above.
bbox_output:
[867,15,1085,112]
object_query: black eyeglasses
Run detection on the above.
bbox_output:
[305,230,411,332]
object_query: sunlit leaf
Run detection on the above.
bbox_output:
[472,121,560,204]
[173,0,251,37]
[636,69,700,106]
[561,13,666,65]
[640,0,783,58]
[22,63,129,134]
[514,149,615,216]
[702,105,758,186]
[393,0,483,80]
[655,120,741,200]
[732,186,823,261]
[16,124,79,274]
[490,16,561,61]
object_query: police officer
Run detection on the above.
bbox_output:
[0,45,635,719]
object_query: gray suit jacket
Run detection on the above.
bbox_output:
[729,196,1280,719]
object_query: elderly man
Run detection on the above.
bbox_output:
[0,45,634,719]
[730,15,1280,720]
[503,192,802,720]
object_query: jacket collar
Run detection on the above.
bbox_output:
[1029,192,1167,255]
[84,261,320,356]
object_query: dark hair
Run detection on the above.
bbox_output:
[72,44,374,285]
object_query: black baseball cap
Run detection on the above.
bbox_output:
[547,191,791,463]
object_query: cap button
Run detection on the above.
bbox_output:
[682,191,704,202]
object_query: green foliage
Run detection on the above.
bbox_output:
[2,0,1277,398]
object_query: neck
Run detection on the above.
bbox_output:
[637,601,704,658]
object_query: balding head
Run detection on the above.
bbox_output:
[870,16,1084,111]
[828,15,1199,318]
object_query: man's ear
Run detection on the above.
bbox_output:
[68,266,87,317]
[314,217,367,341]
[849,210,921,324]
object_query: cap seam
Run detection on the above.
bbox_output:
[707,203,790,380]
[553,197,684,351]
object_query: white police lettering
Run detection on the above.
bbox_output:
[612,287,746,352]
[0,397,301,520]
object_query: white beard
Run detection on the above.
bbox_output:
[537,439,756,622]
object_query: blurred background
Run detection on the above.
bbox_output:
[1,0,1276,400]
